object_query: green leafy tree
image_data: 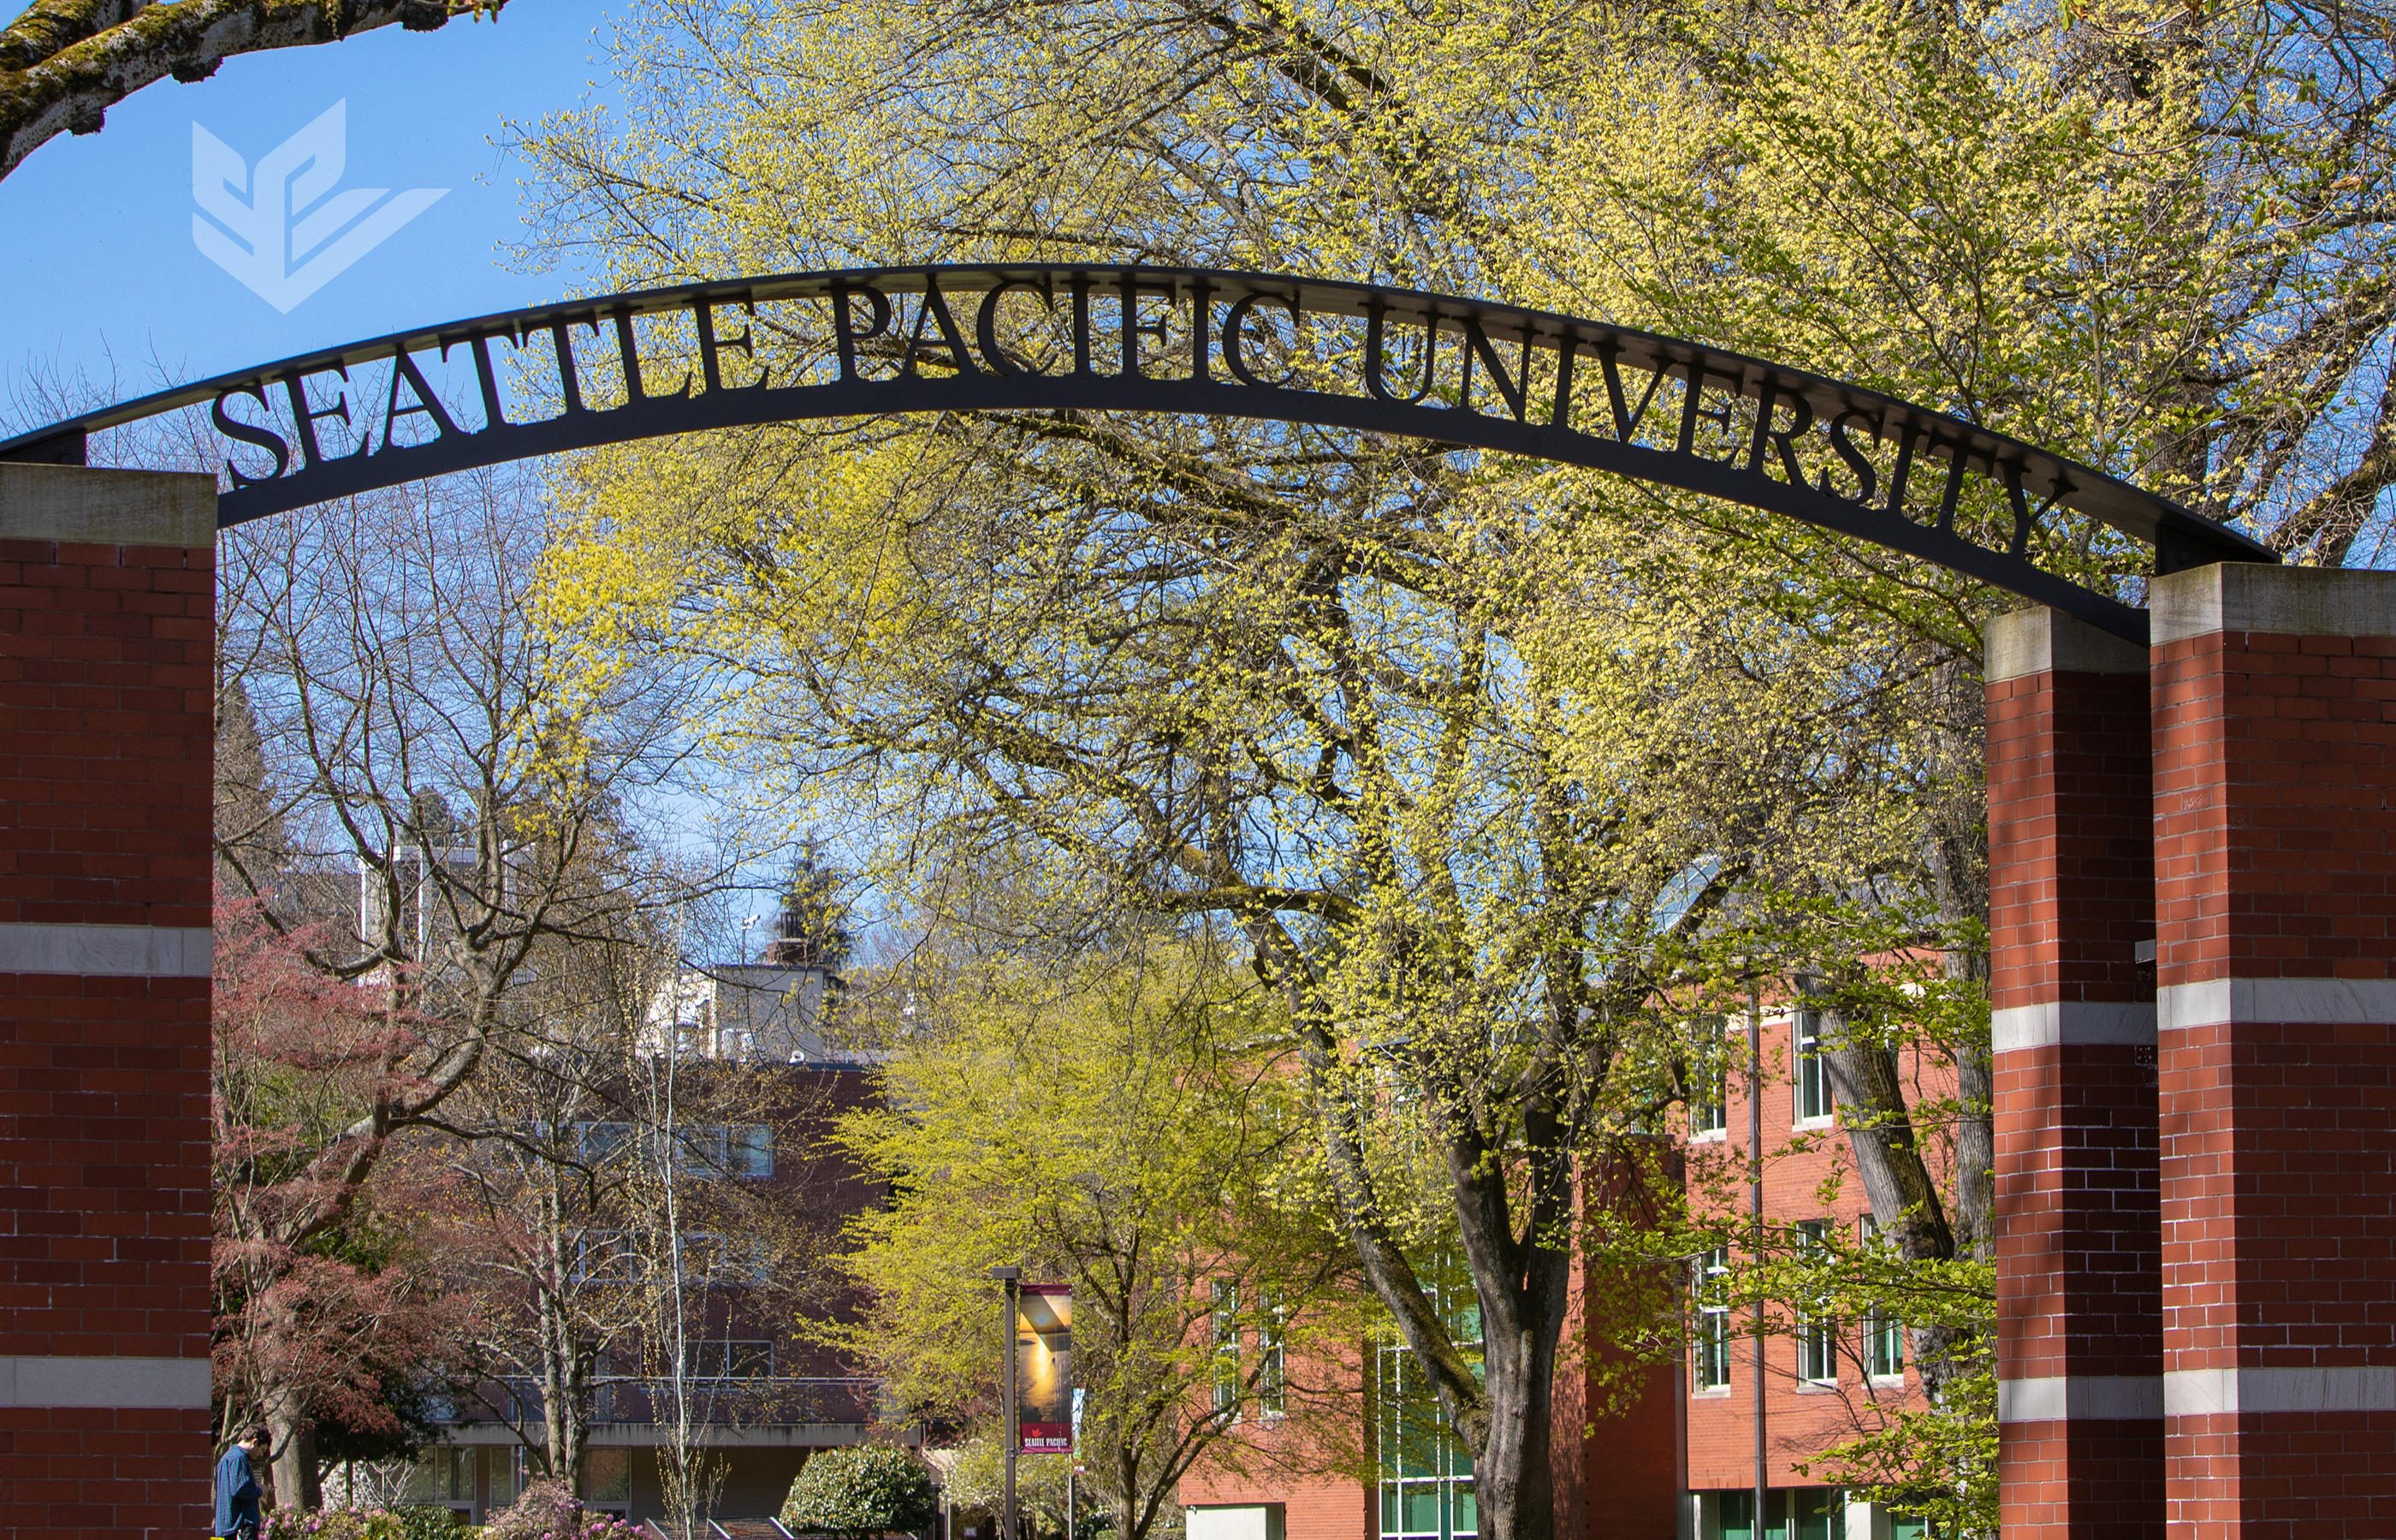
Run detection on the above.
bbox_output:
[831,938,1366,1540]
[518,3,2396,1537]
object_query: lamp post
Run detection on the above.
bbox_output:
[1748,979,1766,1540]
[991,1266,1022,1540]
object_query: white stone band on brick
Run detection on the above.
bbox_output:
[1986,606,2150,684]
[0,922,211,978]
[2165,1366,2396,1417]
[0,1355,210,1408]
[1992,1001,2158,1053]
[2159,978,2396,1032]
[1997,1374,2163,1422]
[2150,564,2396,648]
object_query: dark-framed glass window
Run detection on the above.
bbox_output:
[1794,1013,1832,1124]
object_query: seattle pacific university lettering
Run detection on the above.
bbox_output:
[0,265,2273,643]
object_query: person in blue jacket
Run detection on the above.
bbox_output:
[214,1426,271,1540]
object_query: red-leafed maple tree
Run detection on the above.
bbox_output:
[211,892,477,1507]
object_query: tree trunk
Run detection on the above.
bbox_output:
[264,1385,322,1513]
[1925,654,1994,1259]
[1819,1013,1984,1405]
[1468,1253,1568,1540]
[538,1286,589,1489]
[1440,1113,1575,1540]
[1819,1021,1954,1266]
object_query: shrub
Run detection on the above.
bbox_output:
[262,1510,459,1540]
[393,1509,468,1540]
[261,1514,372,1540]
[781,1446,938,1538]
[483,1478,646,1540]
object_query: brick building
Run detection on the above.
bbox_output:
[1180,572,2396,1540]
[0,462,2387,1539]
[0,465,216,1540]
[1181,1003,1941,1540]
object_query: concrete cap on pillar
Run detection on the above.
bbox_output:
[2151,562,2396,645]
[0,462,216,548]
[1987,605,2150,683]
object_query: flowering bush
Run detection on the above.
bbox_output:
[261,1508,459,1540]
[481,1478,646,1540]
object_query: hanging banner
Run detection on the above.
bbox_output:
[1017,1283,1074,1454]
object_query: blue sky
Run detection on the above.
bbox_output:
[0,4,837,940]
[0,3,619,424]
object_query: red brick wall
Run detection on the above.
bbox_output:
[0,467,216,1540]
[1984,608,2165,1540]
[1683,1015,1937,1500]
[1182,1466,1376,1540]
[2150,567,2396,1540]
[1579,1359,1679,1540]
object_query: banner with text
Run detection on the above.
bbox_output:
[1017,1284,1074,1454]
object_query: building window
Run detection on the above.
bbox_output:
[1711,1489,1846,1540]
[1691,1064,1727,1139]
[1692,1247,1731,1392]
[679,1230,770,1284]
[1859,1218,1902,1380]
[1378,1271,1478,1540]
[683,1339,774,1378]
[490,1448,523,1511]
[1258,1290,1286,1418]
[1794,1221,1836,1384]
[576,1122,776,1180]
[580,1448,632,1514]
[576,1122,638,1167]
[671,1122,775,1178]
[1377,1346,1477,1540]
[732,1123,773,1176]
[569,1229,634,1282]
[1794,1012,1832,1124]
[1212,1281,1241,1418]
[1864,1311,1904,1381]
[1790,1489,1845,1540]
[401,1446,475,1512]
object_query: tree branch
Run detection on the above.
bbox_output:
[0,0,503,180]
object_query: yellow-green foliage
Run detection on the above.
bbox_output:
[829,941,1368,1533]
[515,0,2393,1528]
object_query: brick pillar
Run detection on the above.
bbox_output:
[2150,564,2396,1540]
[1989,607,2165,1539]
[0,464,216,1539]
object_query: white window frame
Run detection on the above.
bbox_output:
[1212,1281,1242,1420]
[1793,1011,1834,1127]
[1859,1219,1904,1383]
[1794,1220,1837,1385]
[1258,1290,1287,1419]
[1691,1247,1732,1394]
[1690,1062,1728,1141]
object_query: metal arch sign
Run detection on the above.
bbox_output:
[0,264,2274,643]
